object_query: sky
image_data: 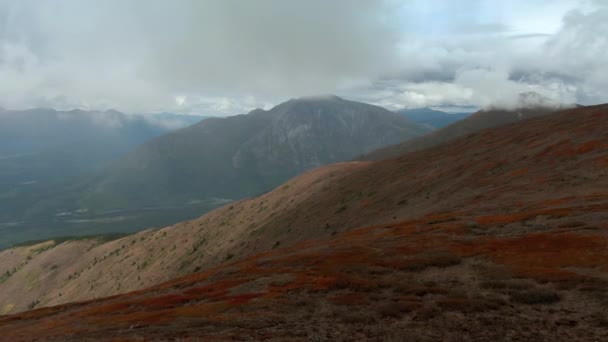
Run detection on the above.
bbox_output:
[0,0,606,116]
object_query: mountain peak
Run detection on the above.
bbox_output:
[247,108,267,116]
[293,94,344,102]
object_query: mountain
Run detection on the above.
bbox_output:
[140,112,207,130]
[0,109,200,157]
[0,109,204,186]
[397,107,471,129]
[88,95,426,206]
[363,105,567,160]
[0,96,429,248]
[1,104,606,340]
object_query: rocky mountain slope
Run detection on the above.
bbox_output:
[0,104,606,340]
[0,104,605,332]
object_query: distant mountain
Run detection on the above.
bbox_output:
[396,108,471,129]
[141,112,207,130]
[363,105,568,161]
[0,96,429,247]
[0,109,203,188]
[0,109,196,156]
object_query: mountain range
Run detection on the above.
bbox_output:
[0,108,204,188]
[0,104,606,340]
[0,96,430,248]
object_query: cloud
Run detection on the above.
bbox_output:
[137,1,400,97]
[0,0,399,114]
[541,7,608,104]
[0,0,606,114]
[360,1,608,110]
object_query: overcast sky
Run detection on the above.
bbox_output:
[0,0,606,115]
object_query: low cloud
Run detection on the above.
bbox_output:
[0,0,399,114]
[362,2,608,110]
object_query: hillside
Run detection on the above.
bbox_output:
[0,96,428,248]
[364,106,561,160]
[397,107,471,129]
[0,104,606,340]
[0,104,605,329]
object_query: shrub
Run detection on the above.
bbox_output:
[27,300,40,310]
[479,279,533,291]
[439,296,506,313]
[335,205,348,213]
[387,252,462,272]
[329,293,369,306]
[510,289,560,304]
[331,276,378,292]
[375,301,416,318]
[396,285,447,297]
[591,312,608,328]
[339,310,378,324]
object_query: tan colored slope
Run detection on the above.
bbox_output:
[0,162,367,314]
